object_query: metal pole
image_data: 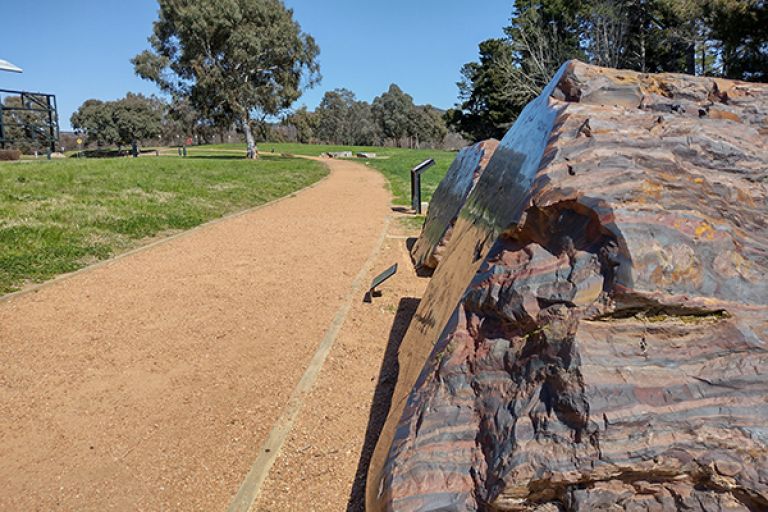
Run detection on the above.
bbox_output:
[411,171,416,211]
[54,95,60,148]
[0,100,5,149]
[409,159,435,215]
[414,174,422,214]
[48,95,58,154]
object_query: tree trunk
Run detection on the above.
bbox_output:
[242,116,257,159]
[686,42,696,76]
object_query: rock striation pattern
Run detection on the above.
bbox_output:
[411,139,499,271]
[367,61,768,511]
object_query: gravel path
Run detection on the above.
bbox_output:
[253,219,428,511]
[0,158,391,511]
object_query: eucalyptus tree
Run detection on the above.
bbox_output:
[71,100,117,147]
[71,94,163,152]
[315,89,357,144]
[410,105,448,148]
[314,89,381,146]
[284,106,316,143]
[133,0,320,158]
[372,84,415,147]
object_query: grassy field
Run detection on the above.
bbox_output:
[0,156,327,294]
[190,143,458,205]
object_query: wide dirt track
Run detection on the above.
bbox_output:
[0,157,393,510]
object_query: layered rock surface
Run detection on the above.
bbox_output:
[367,61,768,511]
[411,139,499,271]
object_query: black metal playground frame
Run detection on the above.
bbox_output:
[0,88,60,154]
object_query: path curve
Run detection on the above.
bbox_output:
[0,158,390,511]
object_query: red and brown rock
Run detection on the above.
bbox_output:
[367,61,768,511]
[411,139,499,271]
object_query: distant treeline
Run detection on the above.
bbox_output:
[280,86,463,149]
[65,83,465,155]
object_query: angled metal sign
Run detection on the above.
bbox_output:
[364,263,398,302]
[0,59,23,73]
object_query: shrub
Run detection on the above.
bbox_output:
[0,149,22,161]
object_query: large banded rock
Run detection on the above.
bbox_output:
[367,61,768,511]
[411,139,499,271]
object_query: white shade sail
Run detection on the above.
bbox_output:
[0,59,23,73]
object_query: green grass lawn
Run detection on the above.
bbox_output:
[193,142,457,205]
[0,156,327,294]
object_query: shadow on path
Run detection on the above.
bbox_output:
[346,297,421,512]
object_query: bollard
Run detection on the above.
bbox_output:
[410,159,435,214]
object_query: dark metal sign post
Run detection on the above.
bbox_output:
[364,263,398,303]
[411,159,435,214]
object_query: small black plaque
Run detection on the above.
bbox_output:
[411,159,435,176]
[365,263,398,302]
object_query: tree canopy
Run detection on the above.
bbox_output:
[71,94,163,149]
[162,97,220,145]
[450,0,768,141]
[372,85,447,148]
[445,39,520,141]
[284,106,316,144]
[132,0,320,158]
[313,89,379,146]
[372,85,414,145]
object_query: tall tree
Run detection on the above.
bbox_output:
[133,0,320,159]
[372,84,416,147]
[409,105,448,148]
[284,106,316,144]
[349,100,381,146]
[446,38,519,140]
[506,0,585,87]
[162,98,220,146]
[71,99,117,147]
[706,0,768,81]
[448,1,585,141]
[606,0,683,73]
[111,94,165,152]
[582,0,631,69]
[313,89,381,146]
[314,89,357,144]
[71,94,163,152]
[450,0,766,142]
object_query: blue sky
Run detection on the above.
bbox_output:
[0,0,512,130]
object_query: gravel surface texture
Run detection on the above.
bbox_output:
[0,158,392,511]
